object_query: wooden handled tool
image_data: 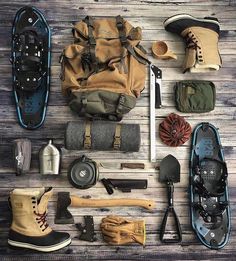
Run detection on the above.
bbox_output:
[70,196,154,210]
[55,192,155,224]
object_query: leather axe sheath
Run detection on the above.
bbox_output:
[55,192,155,224]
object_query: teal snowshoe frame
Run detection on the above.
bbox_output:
[11,6,51,129]
[190,122,230,249]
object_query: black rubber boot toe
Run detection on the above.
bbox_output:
[163,14,220,35]
[8,229,71,252]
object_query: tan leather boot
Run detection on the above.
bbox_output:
[164,14,222,73]
[8,187,71,252]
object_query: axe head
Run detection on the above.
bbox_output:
[54,192,74,224]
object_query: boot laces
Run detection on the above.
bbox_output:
[185,31,200,50]
[34,211,49,231]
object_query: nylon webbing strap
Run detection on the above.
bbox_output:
[84,121,92,149]
[193,157,228,197]
[125,44,149,65]
[116,15,149,65]
[113,124,121,150]
[84,16,97,66]
[116,94,125,115]
[116,15,127,72]
[116,16,127,46]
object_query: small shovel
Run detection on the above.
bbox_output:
[159,154,182,243]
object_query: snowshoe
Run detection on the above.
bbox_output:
[11,6,51,129]
[190,122,230,249]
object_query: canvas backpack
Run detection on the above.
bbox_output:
[60,16,149,121]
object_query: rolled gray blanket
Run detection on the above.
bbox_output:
[65,121,140,152]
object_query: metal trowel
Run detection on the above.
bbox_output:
[159,154,182,243]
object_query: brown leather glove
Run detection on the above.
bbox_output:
[100,215,146,245]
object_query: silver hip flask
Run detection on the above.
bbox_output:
[39,140,60,175]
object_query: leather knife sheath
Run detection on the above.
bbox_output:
[101,178,148,194]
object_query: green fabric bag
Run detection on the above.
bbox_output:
[175,80,216,113]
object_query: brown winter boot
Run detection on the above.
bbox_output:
[8,187,71,252]
[164,14,222,73]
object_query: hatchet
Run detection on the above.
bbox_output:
[55,192,155,224]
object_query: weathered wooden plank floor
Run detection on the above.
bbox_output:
[0,0,236,260]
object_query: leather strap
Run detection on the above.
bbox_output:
[116,15,149,65]
[116,15,129,73]
[116,16,127,46]
[84,121,92,149]
[125,44,150,65]
[83,16,97,68]
[113,124,121,150]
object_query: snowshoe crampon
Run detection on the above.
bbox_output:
[190,122,230,249]
[11,6,51,129]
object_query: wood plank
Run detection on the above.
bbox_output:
[0,2,235,20]
[0,0,235,260]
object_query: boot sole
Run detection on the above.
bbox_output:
[163,14,220,27]
[8,237,71,252]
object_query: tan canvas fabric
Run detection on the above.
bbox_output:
[60,16,148,118]
[10,188,53,237]
[181,27,221,73]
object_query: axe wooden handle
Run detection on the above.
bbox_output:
[70,196,154,211]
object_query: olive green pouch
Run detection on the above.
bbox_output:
[175,80,216,113]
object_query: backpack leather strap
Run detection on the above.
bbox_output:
[116,16,127,46]
[116,16,149,65]
[84,16,97,68]
[125,44,150,65]
[84,121,92,149]
[113,124,121,150]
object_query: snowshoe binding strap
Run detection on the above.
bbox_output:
[192,157,228,223]
[13,28,44,92]
[193,157,228,197]
[193,199,228,223]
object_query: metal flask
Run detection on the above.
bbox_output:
[39,140,60,175]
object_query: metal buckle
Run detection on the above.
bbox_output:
[113,136,121,150]
[84,135,91,149]
[116,21,123,29]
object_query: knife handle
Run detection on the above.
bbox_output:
[155,83,162,108]
[101,178,114,195]
[120,163,145,169]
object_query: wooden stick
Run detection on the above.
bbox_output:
[70,196,155,211]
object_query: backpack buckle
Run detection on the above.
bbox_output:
[84,121,92,149]
[113,136,121,150]
[84,134,92,149]
[113,124,121,150]
[116,21,123,29]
